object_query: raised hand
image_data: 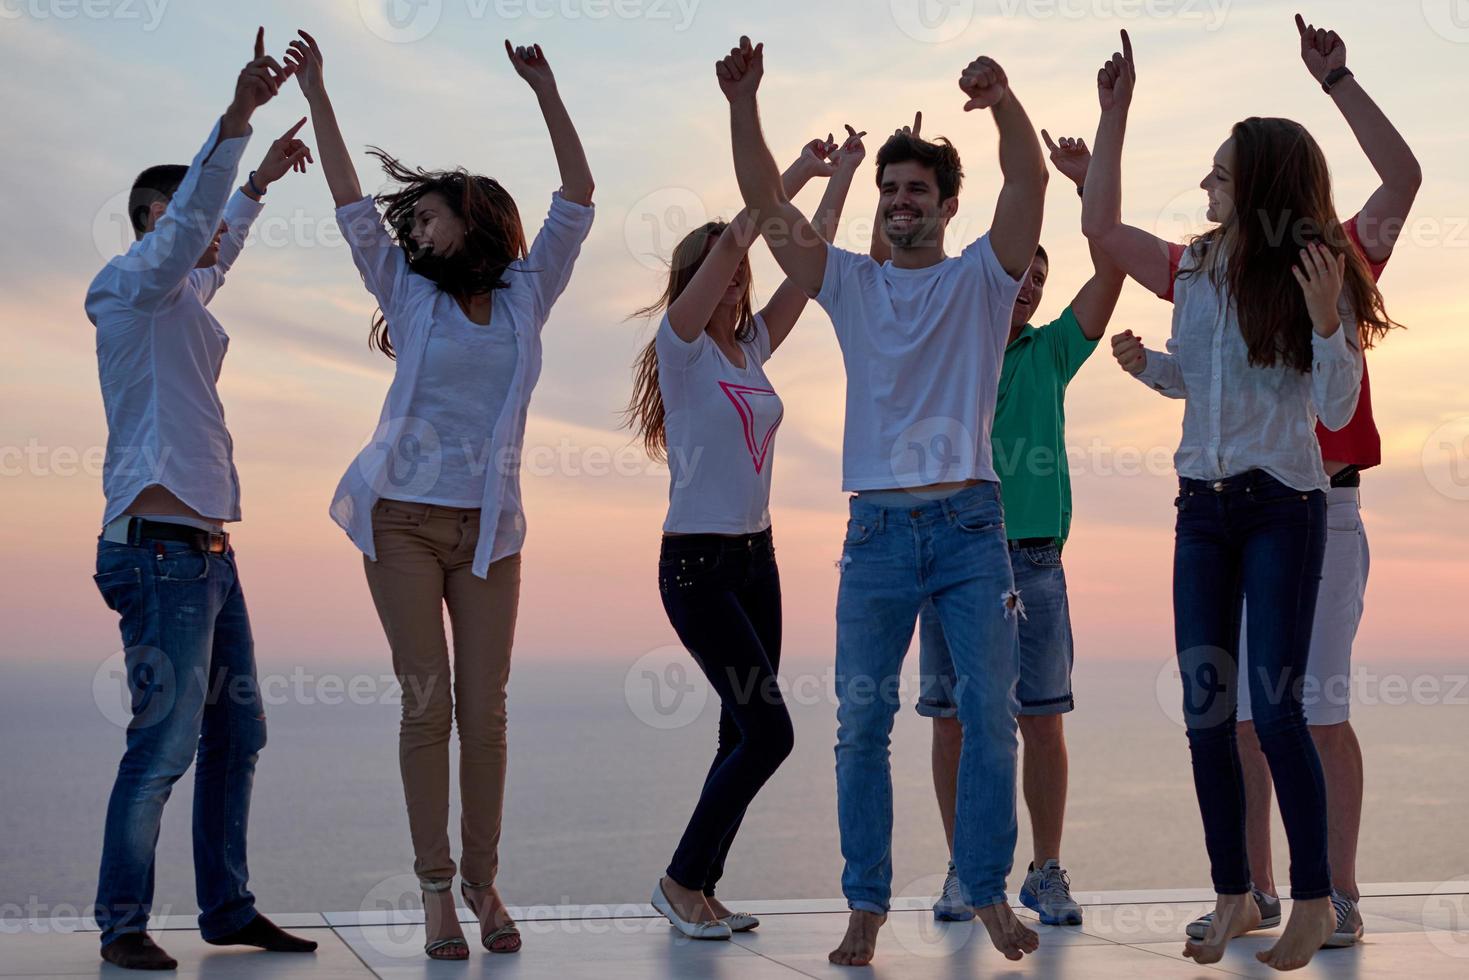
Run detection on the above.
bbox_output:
[959,56,1008,111]
[1042,130,1090,186]
[230,27,291,119]
[1111,330,1148,375]
[893,111,921,141]
[1292,241,1347,335]
[830,123,868,171]
[1097,29,1135,114]
[506,40,556,94]
[1294,13,1346,84]
[255,117,314,186]
[716,35,764,102]
[285,30,325,100]
[795,134,840,180]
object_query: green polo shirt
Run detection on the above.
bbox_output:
[992,305,1098,547]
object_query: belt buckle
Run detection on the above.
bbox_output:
[203,530,229,554]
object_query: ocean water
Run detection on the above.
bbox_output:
[2,656,1465,921]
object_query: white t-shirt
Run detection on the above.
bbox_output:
[656,313,783,534]
[814,235,1022,490]
[395,311,519,507]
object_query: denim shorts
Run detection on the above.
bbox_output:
[916,540,1075,718]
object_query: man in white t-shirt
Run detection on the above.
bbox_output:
[716,36,1047,966]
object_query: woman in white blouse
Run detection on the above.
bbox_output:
[286,33,594,960]
[1080,30,1402,972]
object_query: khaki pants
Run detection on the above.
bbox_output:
[363,499,521,887]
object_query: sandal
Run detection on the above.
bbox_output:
[421,881,469,960]
[462,881,522,954]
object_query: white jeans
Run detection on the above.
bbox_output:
[1238,486,1368,726]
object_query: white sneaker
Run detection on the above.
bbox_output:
[933,861,974,922]
[651,881,732,941]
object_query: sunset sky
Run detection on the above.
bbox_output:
[3,0,1466,676]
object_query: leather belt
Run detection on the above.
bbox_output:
[101,516,230,554]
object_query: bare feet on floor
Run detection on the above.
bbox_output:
[1257,896,1334,971]
[1183,891,1262,965]
[974,901,1040,961]
[828,909,885,966]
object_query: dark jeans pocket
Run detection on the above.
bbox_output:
[154,550,210,583]
[1021,545,1062,569]
[93,566,142,612]
[843,518,875,547]
[658,549,722,595]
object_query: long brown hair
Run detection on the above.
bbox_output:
[623,221,756,462]
[365,148,528,359]
[1180,117,1401,372]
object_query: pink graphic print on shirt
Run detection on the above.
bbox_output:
[718,380,783,474]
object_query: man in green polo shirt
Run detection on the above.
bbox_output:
[912,131,1124,926]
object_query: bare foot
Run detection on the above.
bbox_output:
[828,910,885,966]
[705,896,731,919]
[1256,896,1334,971]
[1183,892,1262,965]
[659,876,720,924]
[974,901,1039,961]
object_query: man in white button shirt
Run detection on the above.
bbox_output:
[85,28,318,971]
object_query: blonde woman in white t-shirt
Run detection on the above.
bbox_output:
[624,128,865,941]
[286,32,594,961]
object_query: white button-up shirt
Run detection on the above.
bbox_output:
[1136,243,1363,492]
[329,192,594,579]
[86,121,261,527]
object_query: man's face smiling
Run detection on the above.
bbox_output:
[879,160,951,249]
[1013,253,1047,328]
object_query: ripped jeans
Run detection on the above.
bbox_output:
[833,481,1021,914]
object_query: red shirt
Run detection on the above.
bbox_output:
[1156,214,1385,469]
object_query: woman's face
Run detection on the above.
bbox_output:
[720,258,749,307]
[1200,137,1237,225]
[408,190,467,259]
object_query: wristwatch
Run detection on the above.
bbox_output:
[1322,66,1353,93]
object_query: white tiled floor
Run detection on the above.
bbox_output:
[5,886,1466,978]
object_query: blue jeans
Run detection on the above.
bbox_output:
[916,540,1075,718]
[92,539,266,945]
[658,528,792,896]
[1173,470,1332,900]
[834,483,1020,914]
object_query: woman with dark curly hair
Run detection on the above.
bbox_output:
[286,30,594,961]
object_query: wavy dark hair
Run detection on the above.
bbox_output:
[365,148,528,358]
[1179,117,1400,372]
[622,221,756,462]
[874,132,964,201]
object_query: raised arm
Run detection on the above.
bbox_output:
[1294,14,1420,262]
[1043,130,1124,341]
[126,28,286,306]
[762,125,867,351]
[287,30,363,208]
[192,118,314,304]
[506,41,594,205]
[960,57,1047,278]
[666,136,838,342]
[1080,31,1174,297]
[719,36,828,298]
